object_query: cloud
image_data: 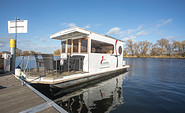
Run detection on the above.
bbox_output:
[20,39,31,42]
[40,38,46,42]
[31,45,59,53]
[126,25,143,34]
[61,23,76,28]
[157,18,173,27]
[94,24,101,27]
[84,25,90,29]
[136,30,149,36]
[0,36,11,48]
[122,36,136,41]
[136,25,143,31]
[106,27,120,35]
[68,23,76,27]
[166,36,181,40]
[34,36,38,39]
[0,43,5,47]
[124,25,143,35]
[0,34,60,53]
[106,25,143,37]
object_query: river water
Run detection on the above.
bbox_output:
[112,58,185,113]
[21,57,185,113]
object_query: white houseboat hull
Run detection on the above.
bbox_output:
[50,66,129,88]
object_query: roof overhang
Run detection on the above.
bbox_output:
[50,27,91,40]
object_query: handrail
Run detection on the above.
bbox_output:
[19,55,85,78]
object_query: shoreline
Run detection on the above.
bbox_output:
[124,56,185,59]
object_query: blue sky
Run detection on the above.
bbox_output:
[0,0,185,53]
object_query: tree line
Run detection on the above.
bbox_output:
[53,49,60,56]
[17,50,41,56]
[124,38,185,58]
[17,49,60,56]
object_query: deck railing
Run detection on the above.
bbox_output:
[19,55,84,78]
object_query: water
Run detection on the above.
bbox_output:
[117,58,185,113]
[18,57,185,113]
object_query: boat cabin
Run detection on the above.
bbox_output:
[50,27,125,73]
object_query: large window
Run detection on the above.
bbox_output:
[73,39,79,53]
[81,38,88,53]
[67,39,72,54]
[61,41,66,53]
[91,39,114,54]
[61,38,88,54]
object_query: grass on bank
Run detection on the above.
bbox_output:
[124,55,185,59]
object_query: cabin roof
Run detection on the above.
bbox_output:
[50,27,124,42]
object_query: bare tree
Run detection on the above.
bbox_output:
[151,44,162,56]
[124,39,185,57]
[173,41,182,54]
[123,49,128,56]
[182,40,185,53]
[139,41,152,56]
[126,40,135,56]
[166,43,173,56]
[54,49,60,56]
[157,38,169,54]
[133,42,140,56]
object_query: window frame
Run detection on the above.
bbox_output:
[91,39,114,54]
[61,41,66,53]
[80,38,88,53]
[73,39,79,53]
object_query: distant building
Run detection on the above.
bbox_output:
[16,48,22,54]
[0,52,3,58]
[1,51,11,72]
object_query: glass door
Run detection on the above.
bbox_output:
[67,39,72,56]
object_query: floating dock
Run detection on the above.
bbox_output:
[0,73,67,113]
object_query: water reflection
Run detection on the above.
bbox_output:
[32,58,185,113]
[53,72,127,113]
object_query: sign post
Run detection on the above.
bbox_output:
[10,39,16,73]
[8,18,28,73]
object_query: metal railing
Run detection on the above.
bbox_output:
[17,55,84,78]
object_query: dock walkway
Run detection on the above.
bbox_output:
[0,73,67,113]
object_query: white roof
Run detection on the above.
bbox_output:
[50,27,90,40]
[50,27,124,42]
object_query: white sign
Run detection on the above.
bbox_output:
[8,20,28,34]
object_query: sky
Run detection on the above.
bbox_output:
[0,0,185,53]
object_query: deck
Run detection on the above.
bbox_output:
[24,65,130,85]
[0,72,67,113]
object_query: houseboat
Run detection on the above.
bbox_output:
[24,27,129,88]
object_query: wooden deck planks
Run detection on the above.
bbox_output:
[0,73,59,113]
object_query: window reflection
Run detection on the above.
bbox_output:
[73,39,79,53]
[61,41,66,53]
[67,39,72,54]
[81,38,88,53]
[91,39,114,54]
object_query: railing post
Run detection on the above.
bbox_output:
[79,58,80,71]
[29,56,30,76]
[22,56,24,71]
[68,56,70,75]
[44,58,46,76]
[56,58,57,76]
[26,56,29,75]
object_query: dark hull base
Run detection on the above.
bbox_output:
[50,68,127,89]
